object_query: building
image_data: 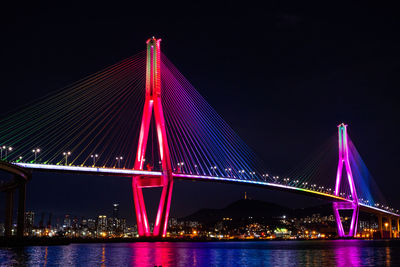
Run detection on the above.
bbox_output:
[113,203,119,218]
[63,214,71,228]
[87,219,96,231]
[97,215,107,236]
[25,211,35,235]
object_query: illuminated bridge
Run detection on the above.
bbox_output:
[1,37,399,239]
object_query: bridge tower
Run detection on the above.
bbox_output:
[333,123,359,237]
[132,37,173,237]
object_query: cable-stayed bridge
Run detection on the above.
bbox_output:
[1,37,399,239]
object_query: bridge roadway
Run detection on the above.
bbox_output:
[14,162,400,218]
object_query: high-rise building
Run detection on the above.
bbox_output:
[25,211,35,235]
[72,217,79,230]
[97,215,107,236]
[120,218,127,234]
[63,215,71,228]
[113,203,119,218]
[25,211,35,228]
[87,219,96,231]
[111,203,121,235]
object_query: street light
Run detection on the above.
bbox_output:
[311,184,316,190]
[116,156,123,168]
[91,154,99,166]
[1,146,12,160]
[32,148,40,163]
[194,164,199,174]
[210,166,217,176]
[225,168,232,177]
[177,162,184,173]
[63,151,71,165]
[5,146,12,160]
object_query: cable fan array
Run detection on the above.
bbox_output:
[0,52,146,168]
[161,54,272,181]
[282,133,389,210]
[348,138,389,210]
[0,51,276,182]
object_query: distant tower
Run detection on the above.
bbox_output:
[113,203,119,218]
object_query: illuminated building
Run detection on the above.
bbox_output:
[25,211,35,235]
[97,215,107,236]
[63,214,71,228]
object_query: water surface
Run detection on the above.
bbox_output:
[1,240,399,266]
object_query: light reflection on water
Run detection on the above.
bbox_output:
[0,240,399,266]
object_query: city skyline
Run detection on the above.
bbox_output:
[2,196,394,240]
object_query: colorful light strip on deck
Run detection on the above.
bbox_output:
[13,163,162,176]
[12,163,400,217]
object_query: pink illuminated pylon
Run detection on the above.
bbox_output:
[133,37,173,237]
[333,123,359,237]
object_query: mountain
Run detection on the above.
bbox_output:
[180,198,294,224]
[180,199,335,224]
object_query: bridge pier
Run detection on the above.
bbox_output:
[389,217,393,238]
[1,161,31,238]
[397,218,400,238]
[4,190,14,237]
[17,182,26,238]
[378,214,383,238]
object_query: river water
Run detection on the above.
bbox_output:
[1,240,399,266]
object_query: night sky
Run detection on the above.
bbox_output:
[1,1,399,224]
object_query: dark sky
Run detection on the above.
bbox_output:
[1,1,399,224]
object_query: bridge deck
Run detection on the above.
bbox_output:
[13,163,399,218]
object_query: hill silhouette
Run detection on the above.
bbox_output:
[180,198,334,224]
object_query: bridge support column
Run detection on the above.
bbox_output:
[132,179,150,236]
[389,217,393,238]
[333,202,359,237]
[17,182,26,238]
[333,124,359,238]
[5,190,14,237]
[132,37,174,238]
[397,218,399,238]
[132,176,173,237]
[378,214,383,238]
